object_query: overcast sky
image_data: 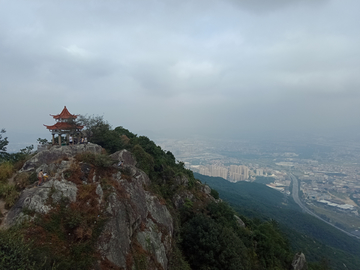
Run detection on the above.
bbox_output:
[1,0,360,151]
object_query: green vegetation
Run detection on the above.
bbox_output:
[0,227,40,270]
[0,129,9,160]
[254,176,275,185]
[0,130,36,209]
[78,116,196,200]
[0,183,18,208]
[196,173,360,270]
[0,122,342,269]
[307,203,360,232]
[180,201,294,270]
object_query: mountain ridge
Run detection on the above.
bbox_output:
[0,124,322,269]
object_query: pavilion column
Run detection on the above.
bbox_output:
[66,133,69,145]
[52,134,55,145]
[58,134,61,145]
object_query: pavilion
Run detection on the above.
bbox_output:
[44,106,84,145]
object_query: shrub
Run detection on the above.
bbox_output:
[0,229,39,270]
[14,172,30,190]
[0,183,19,208]
[75,152,114,168]
[0,161,13,182]
[28,172,38,184]
[132,144,154,176]
[210,188,219,199]
[181,214,249,270]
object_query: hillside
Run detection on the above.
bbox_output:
[196,173,360,270]
[0,123,323,269]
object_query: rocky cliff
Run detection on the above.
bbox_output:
[1,142,308,270]
[3,143,214,269]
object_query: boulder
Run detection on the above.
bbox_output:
[110,149,137,166]
[234,215,246,228]
[21,143,102,172]
[292,252,307,270]
[4,179,77,227]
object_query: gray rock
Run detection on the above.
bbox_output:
[6,143,176,270]
[201,184,211,195]
[96,184,103,204]
[21,143,102,172]
[50,179,77,203]
[292,252,307,270]
[97,165,173,269]
[137,220,168,270]
[4,179,77,227]
[110,149,136,166]
[172,191,194,209]
[174,175,189,186]
[98,193,131,268]
[234,215,246,228]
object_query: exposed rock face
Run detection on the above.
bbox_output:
[5,145,177,270]
[234,215,246,228]
[5,179,77,227]
[172,190,194,210]
[20,143,102,172]
[292,252,307,270]
[110,149,136,166]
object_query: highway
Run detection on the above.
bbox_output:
[289,173,360,240]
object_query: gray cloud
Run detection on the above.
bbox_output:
[1,0,360,150]
[228,0,329,13]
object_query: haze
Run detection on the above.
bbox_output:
[1,0,360,151]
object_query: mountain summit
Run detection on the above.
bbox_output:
[1,133,308,269]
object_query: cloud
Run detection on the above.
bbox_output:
[171,60,220,79]
[1,0,360,148]
[228,0,329,13]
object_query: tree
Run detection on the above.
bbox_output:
[0,129,9,160]
[76,115,125,153]
[181,214,249,270]
[37,138,48,145]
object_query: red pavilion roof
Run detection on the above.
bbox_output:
[50,106,79,120]
[44,122,84,131]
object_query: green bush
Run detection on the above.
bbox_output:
[181,214,249,270]
[0,161,13,182]
[0,229,39,270]
[75,152,114,168]
[210,188,219,199]
[0,183,19,208]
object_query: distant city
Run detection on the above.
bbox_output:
[155,135,360,234]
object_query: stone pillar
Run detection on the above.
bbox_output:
[52,134,55,145]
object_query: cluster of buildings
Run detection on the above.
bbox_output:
[191,164,250,182]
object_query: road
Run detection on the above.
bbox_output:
[289,173,360,240]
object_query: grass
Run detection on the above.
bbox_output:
[0,161,14,182]
[0,182,19,208]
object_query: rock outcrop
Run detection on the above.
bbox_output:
[4,144,182,269]
[20,143,102,173]
[291,252,307,270]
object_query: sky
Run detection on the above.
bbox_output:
[1,0,360,151]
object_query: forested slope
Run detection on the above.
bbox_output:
[196,173,360,270]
